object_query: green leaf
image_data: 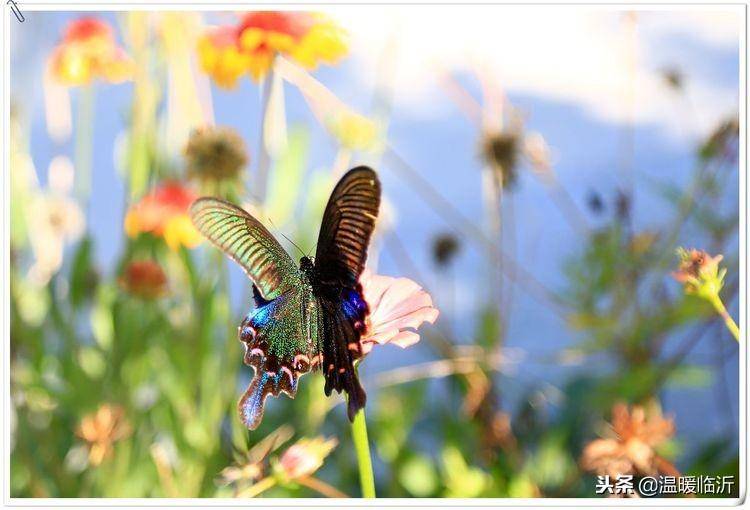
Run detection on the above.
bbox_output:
[399,454,438,497]
[77,347,106,379]
[265,126,309,228]
[90,284,116,350]
[373,384,425,462]
[441,446,489,498]
[70,236,96,307]
[507,473,538,497]
[475,305,502,349]
[527,434,576,490]
[665,365,713,388]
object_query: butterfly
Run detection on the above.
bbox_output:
[190,166,381,430]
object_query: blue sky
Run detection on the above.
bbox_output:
[10,7,741,454]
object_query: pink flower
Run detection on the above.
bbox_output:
[277,436,337,481]
[359,270,439,355]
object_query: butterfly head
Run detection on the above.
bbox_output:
[299,256,315,274]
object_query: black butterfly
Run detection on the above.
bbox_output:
[190,166,381,429]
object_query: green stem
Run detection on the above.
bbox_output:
[237,476,276,498]
[709,294,740,342]
[351,408,375,498]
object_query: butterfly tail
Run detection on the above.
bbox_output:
[238,358,299,430]
[238,372,269,430]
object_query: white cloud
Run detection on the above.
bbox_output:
[329,6,741,141]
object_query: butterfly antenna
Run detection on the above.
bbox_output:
[267,217,306,258]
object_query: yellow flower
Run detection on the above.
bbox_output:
[163,215,203,250]
[124,182,202,250]
[198,12,347,87]
[77,404,132,466]
[327,111,381,151]
[49,17,134,86]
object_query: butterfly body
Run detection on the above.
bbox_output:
[191,167,380,429]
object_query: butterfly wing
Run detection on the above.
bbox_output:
[190,197,299,300]
[191,197,311,430]
[238,290,315,429]
[315,167,381,288]
[314,167,381,420]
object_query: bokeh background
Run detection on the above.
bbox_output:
[9,7,741,498]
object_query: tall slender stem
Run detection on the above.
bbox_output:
[256,64,275,205]
[74,84,95,208]
[709,294,740,342]
[351,408,375,498]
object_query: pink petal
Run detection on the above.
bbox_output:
[388,331,421,349]
[358,269,439,354]
[373,304,439,333]
[365,328,399,345]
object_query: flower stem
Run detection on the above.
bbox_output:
[74,83,95,208]
[237,476,276,498]
[256,62,275,205]
[709,294,740,342]
[297,475,349,498]
[351,408,376,498]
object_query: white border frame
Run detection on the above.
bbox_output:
[1,1,746,507]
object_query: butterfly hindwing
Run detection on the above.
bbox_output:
[313,167,381,420]
[238,287,317,429]
[318,291,368,421]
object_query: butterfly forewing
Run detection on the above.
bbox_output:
[190,197,300,300]
[315,167,381,288]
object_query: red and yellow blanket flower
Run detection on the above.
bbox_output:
[49,17,134,86]
[198,11,347,87]
[124,182,202,250]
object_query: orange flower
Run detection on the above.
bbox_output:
[672,247,726,297]
[119,260,168,299]
[77,404,132,466]
[580,402,677,479]
[124,182,202,250]
[197,11,347,87]
[49,17,134,86]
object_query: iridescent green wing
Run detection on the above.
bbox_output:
[190,197,301,300]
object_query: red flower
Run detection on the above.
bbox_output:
[49,17,133,86]
[124,182,201,250]
[197,11,347,86]
[119,260,168,299]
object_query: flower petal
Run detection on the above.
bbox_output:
[359,269,439,355]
